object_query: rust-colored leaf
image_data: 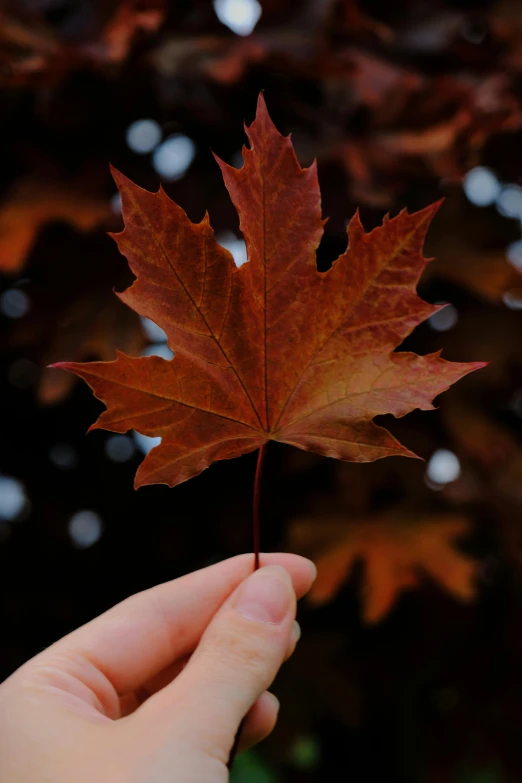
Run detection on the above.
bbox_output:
[0,178,110,274]
[290,513,477,622]
[53,95,485,489]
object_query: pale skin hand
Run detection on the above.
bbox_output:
[0,553,316,783]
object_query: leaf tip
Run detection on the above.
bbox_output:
[419,197,444,223]
[212,149,232,174]
[48,361,72,371]
[246,91,284,142]
[109,164,126,187]
[458,359,490,378]
[255,89,267,115]
[346,207,364,238]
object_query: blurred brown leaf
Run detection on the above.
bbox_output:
[0,178,111,274]
[335,73,522,207]
[84,0,166,65]
[7,219,147,404]
[38,290,146,405]
[290,513,477,622]
[443,401,517,471]
[425,189,522,301]
[0,0,166,86]
[432,243,522,301]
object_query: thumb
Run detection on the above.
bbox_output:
[141,565,296,762]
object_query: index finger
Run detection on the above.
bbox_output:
[45,553,316,697]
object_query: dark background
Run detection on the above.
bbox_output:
[2,1,522,781]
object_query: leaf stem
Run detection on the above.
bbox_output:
[253,442,267,571]
[227,442,268,771]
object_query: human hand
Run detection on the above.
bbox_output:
[0,553,316,783]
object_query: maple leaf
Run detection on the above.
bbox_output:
[53,95,485,489]
[290,513,477,622]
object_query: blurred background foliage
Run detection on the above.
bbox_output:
[2,0,522,781]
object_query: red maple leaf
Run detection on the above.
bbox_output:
[53,95,485,489]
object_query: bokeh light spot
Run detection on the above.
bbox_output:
[141,343,174,360]
[141,316,168,343]
[49,443,77,470]
[289,735,321,770]
[507,240,522,270]
[68,510,103,549]
[502,291,522,310]
[462,167,500,207]
[152,135,196,181]
[231,149,244,168]
[110,193,122,215]
[426,449,461,485]
[0,475,28,521]
[0,289,30,319]
[105,434,135,463]
[126,119,162,154]
[496,185,522,219]
[460,20,486,44]
[133,431,161,455]
[428,304,458,332]
[213,0,262,35]
[216,231,248,266]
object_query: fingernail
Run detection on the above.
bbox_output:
[292,620,301,644]
[307,560,318,582]
[266,692,280,713]
[236,565,293,625]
